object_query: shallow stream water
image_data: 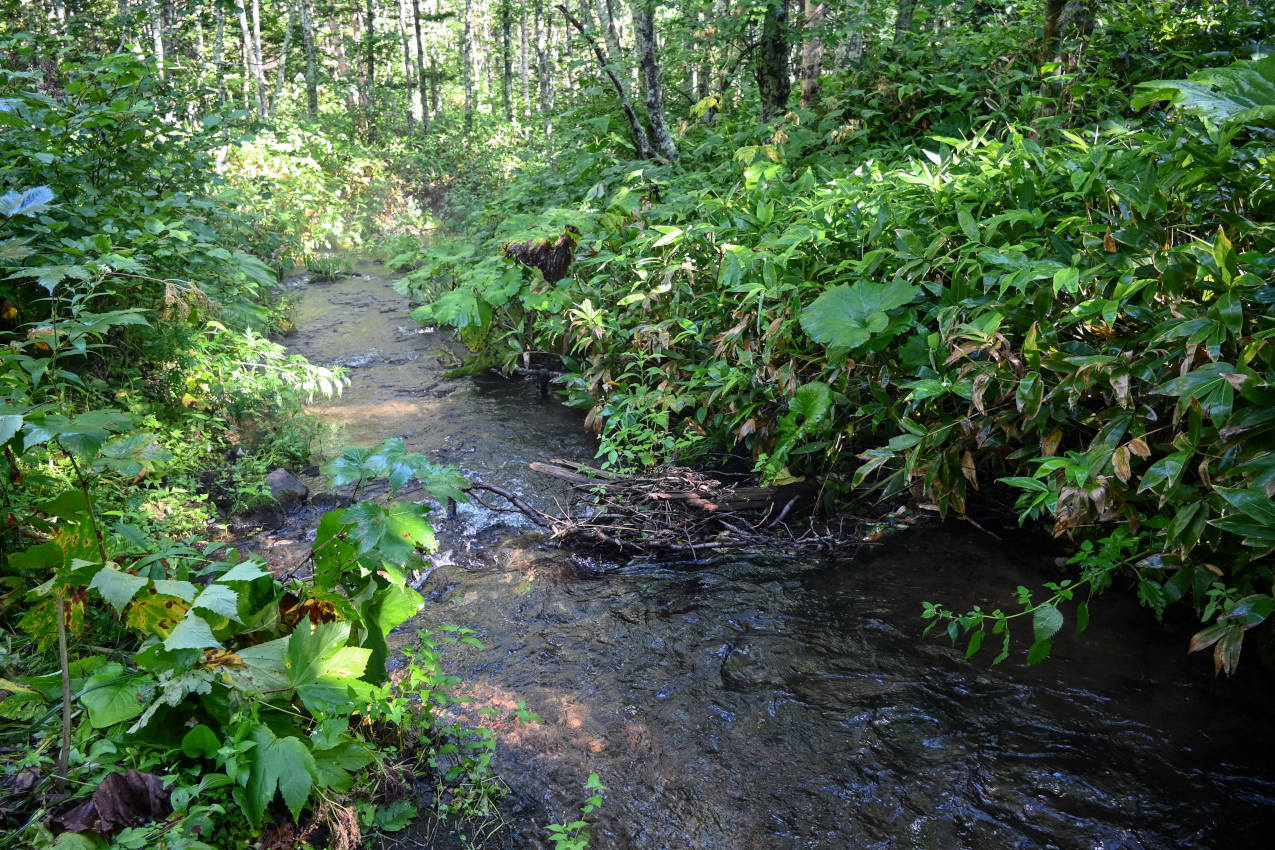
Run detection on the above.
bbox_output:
[257,265,1275,849]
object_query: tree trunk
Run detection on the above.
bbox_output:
[462,0,475,130]
[364,0,376,137]
[238,1,266,116]
[396,0,416,132]
[756,0,789,122]
[271,0,297,117]
[1043,0,1066,57]
[411,0,431,132]
[519,2,530,121]
[213,5,226,104]
[894,0,917,45]
[150,0,165,79]
[535,0,553,120]
[799,1,825,109]
[632,1,677,162]
[843,0,869,65]
[557,3,653,159]
[300,0,318,119]
[499,0,514,121]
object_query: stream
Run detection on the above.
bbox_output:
[251,265,1275,849]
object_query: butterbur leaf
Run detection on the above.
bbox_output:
[799,279,919,350]
[80,663,150,728]
[182,724,220,759]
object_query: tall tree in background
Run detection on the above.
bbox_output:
[633,1,677,162]
[756,0,789,122]
[800,1,826,108]
[462,0,475,129]
[894,0,918,44]
[300,0,319,118]
[412,0,432,132]
[558,2,653,159]
[499,0,513,121]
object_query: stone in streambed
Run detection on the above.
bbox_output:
[265,468,308,509]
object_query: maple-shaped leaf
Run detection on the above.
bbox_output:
[339,501,437,565]
[242,723,317,827]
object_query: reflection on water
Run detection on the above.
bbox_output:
[281,265,1275,849]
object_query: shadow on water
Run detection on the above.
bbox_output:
[269,264,1275,849]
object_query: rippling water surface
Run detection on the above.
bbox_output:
[266,266,1275,849]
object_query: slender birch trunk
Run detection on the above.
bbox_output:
[395,0,415,131]
[500,0,514,122]
[271,0,297,117]
[300,0,318,118]
[462,0,475,130]
[535,0,552,120]
[411,0,431,132]
[557,3,652,159]
[632,1,676,162]
[519,2,530,122]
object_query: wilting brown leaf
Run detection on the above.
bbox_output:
[53,770,171,836]
[960,450,979,489]
[1041,428,1063,457]
[1112,445,1132,482]
[738,418,756,439]
[1127,437,1150,458]
[1112,372,1131,408]
[200,648,244,668]
[971,373,992,413]
[1103,229,1117,252]
[1214,624,1244,677]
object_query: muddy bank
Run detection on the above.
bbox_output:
[259,264,1275,849]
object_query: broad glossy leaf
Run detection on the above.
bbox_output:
[1133,55,1275,128]
[80,664,150,728]
[799,279,919,350]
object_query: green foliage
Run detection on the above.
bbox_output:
[547,773,607,850]
[400,8,1275,671]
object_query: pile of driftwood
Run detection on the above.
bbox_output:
[465,459,863,555]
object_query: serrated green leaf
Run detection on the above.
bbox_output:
[1032,602,1064,642]
[218,560,269,582]
[89,566,147,613]
[192,583,240,620]
[163,612,220,651]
